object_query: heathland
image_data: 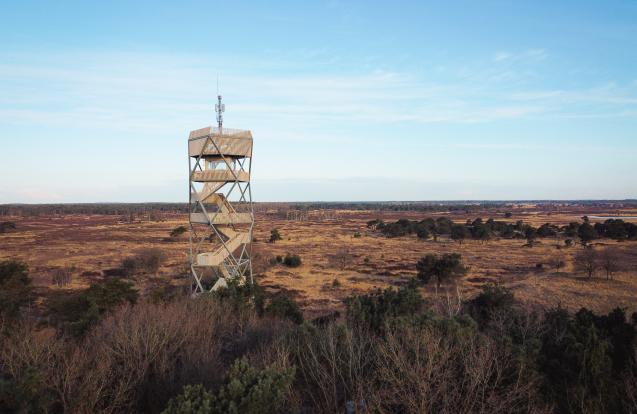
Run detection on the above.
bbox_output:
[1,202,636,316]
[1,201,637,413]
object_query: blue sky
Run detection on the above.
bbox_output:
[1,0,636,202]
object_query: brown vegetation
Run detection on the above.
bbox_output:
[1,253,636,413]
[1,205,637,319]
[1,297,290,413]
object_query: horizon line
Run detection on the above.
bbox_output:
[2,199,637,206]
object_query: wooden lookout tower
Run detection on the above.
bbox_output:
[187,95,254,293]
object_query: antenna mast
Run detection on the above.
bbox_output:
[215,84,225,131]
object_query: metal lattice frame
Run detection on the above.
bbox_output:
[188,126,254,294]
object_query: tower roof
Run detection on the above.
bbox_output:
[188,126,252,141]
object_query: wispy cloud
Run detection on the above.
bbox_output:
[493,49,548,63]
[0,50,636,139]
[494,52,512,62]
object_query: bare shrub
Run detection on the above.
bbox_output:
[251,247,276,275]
[600,247,621,280]
[51,267,72,287]
[291,324,377,413]
[138,248,165,273]
[0,323,62,412]
[372,324,547,414]
[51,297,271,413]
[121,248,166,275]
[328,248,354,270]
[121,257,138,275]
[245,332,295,374]
[487,303,546,348]
[432,284,464,318]
[575,247,598,278]
[547,255,566,272]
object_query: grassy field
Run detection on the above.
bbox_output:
[1,206,637,318]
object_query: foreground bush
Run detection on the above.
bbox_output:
[269,229,282,243]
[0,221,16,233]
[466,283,516,327]
[265,295,303,324]
[345,285,422,333]
[0,323,61,413]
[163,358,295,414]
[160,384,214,414]
[416,253,468,287]
[0,260,34,321]
[373,321,545,413]
[46,278,138,336]
[291,312,545,413]
[282,254,302,267]
[169,225,187,238]
[58,299,269,413]
[291,324,376,413]
[2,263,637,414]
[539,307,637,413]
[121,248,166,275]
[2,296,285,413]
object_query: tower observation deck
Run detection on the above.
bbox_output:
[187,96,254,293]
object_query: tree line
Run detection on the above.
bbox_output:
[369,216,637,245]
[288,201,505,212]
[0,203,189,217]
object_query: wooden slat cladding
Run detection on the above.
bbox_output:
[192,170,250,182]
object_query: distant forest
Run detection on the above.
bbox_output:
[0,203,189,216]
[2,200,637,216]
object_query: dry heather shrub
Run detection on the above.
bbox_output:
[372,324,548,414]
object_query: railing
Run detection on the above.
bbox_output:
[190,212,252,225]
[188,135,252,157]
[192,170,250,182]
